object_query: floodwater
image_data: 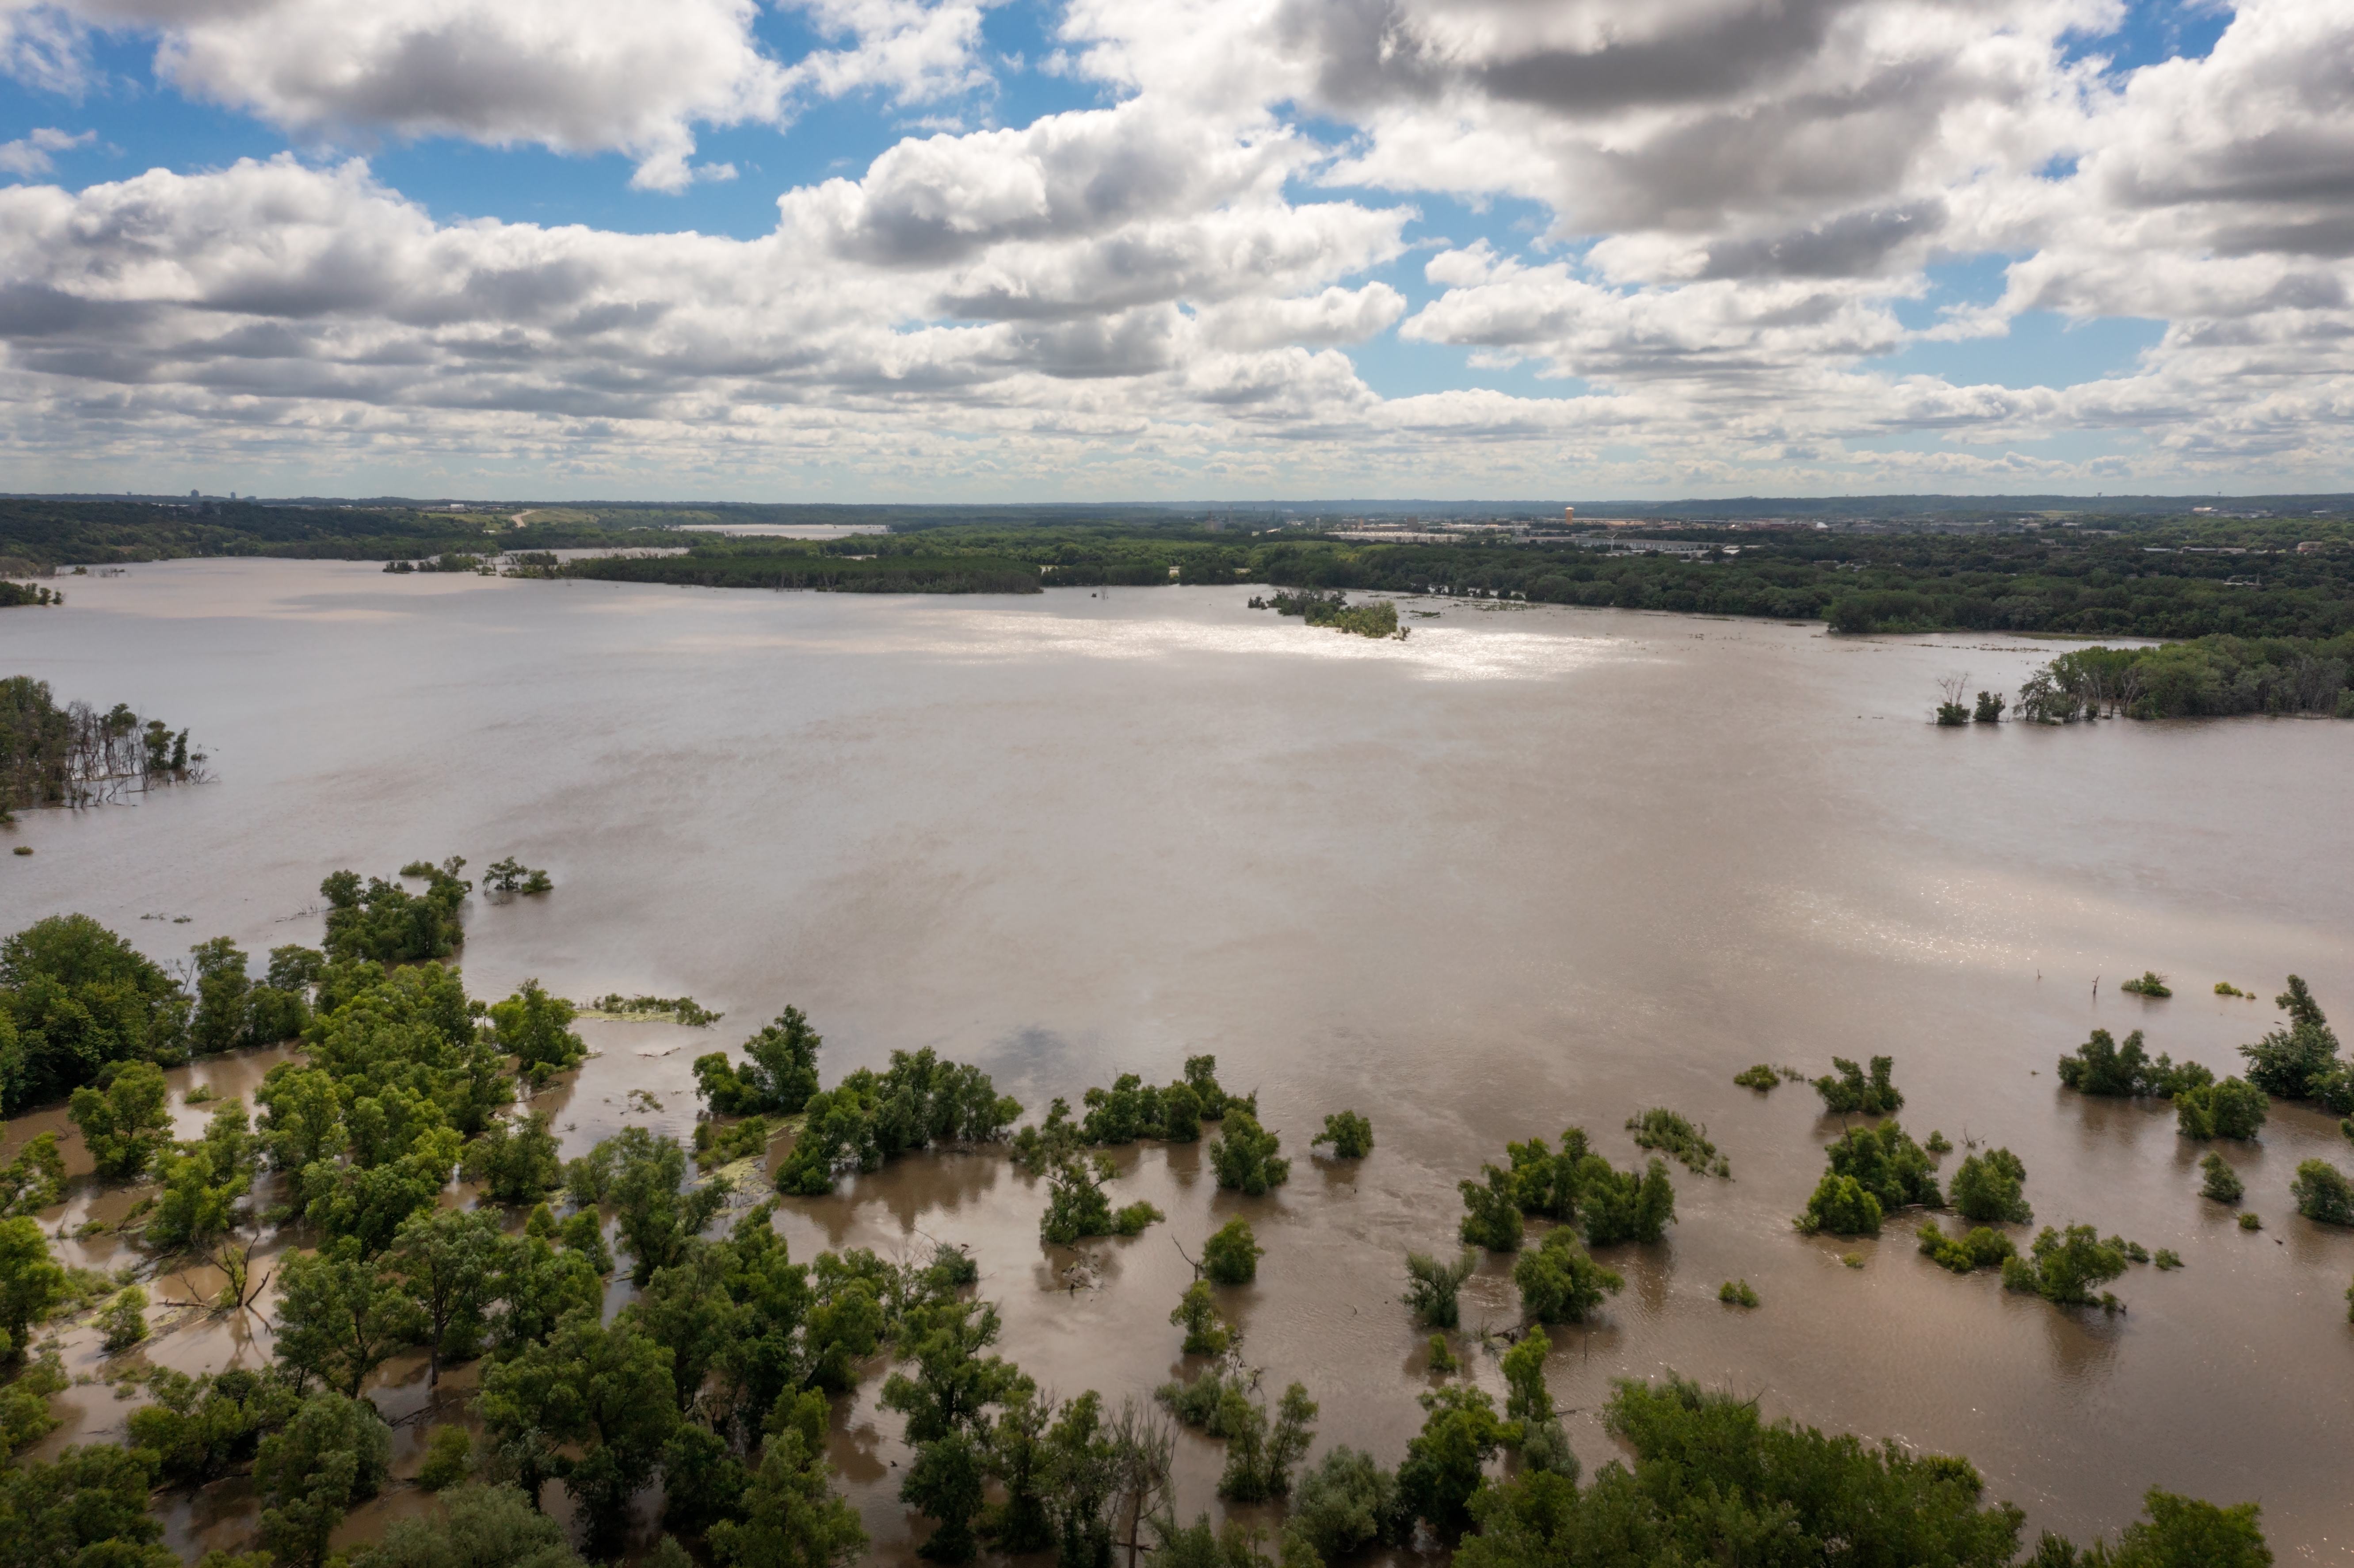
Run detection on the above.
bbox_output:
[3,561,2352,1562]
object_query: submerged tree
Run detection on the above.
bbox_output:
[463,1110,563,1206]
[0,912,189,1109]
[477,1315,679,1544]
[1459,1164,1526,1253]
[1208,1110,1289,1195]
[254,1392,393,1568]
[1512,1230,1623,1324]
[1213,1382,1317,1503]
[271,1240,422,1397]
[68,1060,173,1179]
[707,1428,867,1568]
[2057,1029,2210,1099]
[1285,1446,1401,1562]
[2001,1225,2128,1308]
[0,1218,65,1359]
[1453,1376,2041,1568]
[1201,1218,1263,1285]
[385,1207,503,1380]
[1397,1385,1512,1541]
[2290,1159,2354,1226]
[1798,1173,1884,1238]
[488,981,585,1081]
[2175,1077,2268,1141]
[1820,1122,1942,1213]
[2240,976,2348,1109]
[1403,1251,1479,1330]
[1950,1148,2033,1225]
[2198,1151,2244,1203]
[1169,1281,1235,1357]
[693,1006,825,1118]
[2030,1488,2272,1568]
[356,1484,588,1568]
[603,1127,730,1286]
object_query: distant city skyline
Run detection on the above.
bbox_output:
[1,0,2350,499]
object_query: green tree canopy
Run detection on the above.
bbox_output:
[254,1391,393,1568]
[0,913,188,1109]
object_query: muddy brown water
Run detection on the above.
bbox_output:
[3,561,2352,1562]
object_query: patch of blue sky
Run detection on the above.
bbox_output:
[1890,256,2017,332]
[0,0,1121,240]
[2066,0,2235,72]
[1868,312,2166,390]
[1281,180,1573,401]
[0,31,285,186]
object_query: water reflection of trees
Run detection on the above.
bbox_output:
[2031,1292,2125,1389]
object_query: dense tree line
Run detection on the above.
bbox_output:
[0,499,681,571]
[564,544,1046,595]
[10,497,2352,642]
[1453,1376,2269,1568]
[537,512,2354,644]
[2017,636,2354,720]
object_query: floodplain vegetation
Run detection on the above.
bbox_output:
[0,676,199,817]
[0,884,2331,1566]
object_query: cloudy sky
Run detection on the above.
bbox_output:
[0,0,2347,500]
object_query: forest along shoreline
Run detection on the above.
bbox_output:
[0,847,2339,1567]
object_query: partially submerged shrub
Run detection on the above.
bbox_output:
[1040,1156,1159,1244]
[1797,1174,1883,1238]
[2118,972,2171,997]
[2056,1028,2208,1098]
[1916,1222,2015,1274]
[1208,1111,1289,1195]
[1402,1250,1477,1329]
[2291,1159,2354,1225]
[2240,976,2349,1110]
[98,1286,149,1353]
[2175,1076,2269,1140]
[1813,1056,1902,1115]
[1170,1282,1235,1357]
[1733,1064,1781,1091]
[2153,1248,2183,1270]
[1285,1446,1400,1562]
[2239,1211,2263,1232]
[1822,1122,1942,1213]
[1625,1109,1723,1176]
[1201,1218,1263,1285]
[1458,1165,1525,1253]
[417,1426,471,1492]
[1718,1279,1760,1308]
[2198,1151,2243,1202]
[1511,1230,1623,1324]
[1312,1111,1373,1160]
[1949,1148,2032,1225]
[1156,1367,1246,1433]
[2001,1225,2128,1307]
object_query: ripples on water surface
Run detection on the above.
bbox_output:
[3,562,2351,1560]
